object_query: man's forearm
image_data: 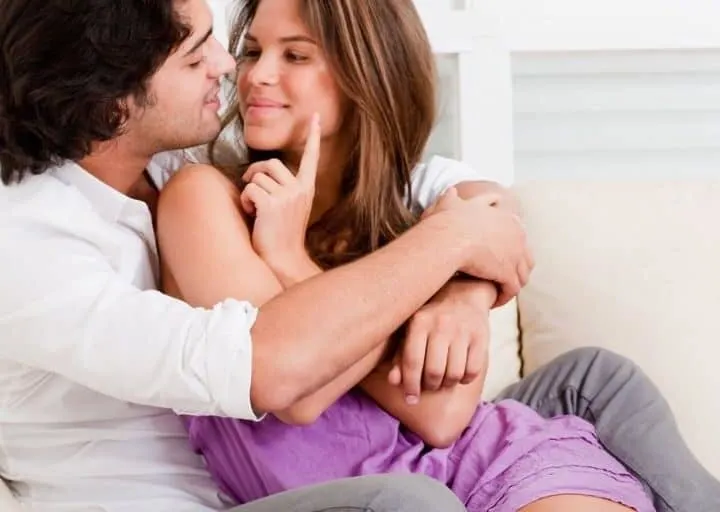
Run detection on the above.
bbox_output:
[269,256,392,423]
[249,215,469,414]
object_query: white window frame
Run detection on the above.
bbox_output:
[416,0,515,184]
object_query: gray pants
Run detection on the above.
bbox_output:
[228,474,466,511]
[497,347,720,512]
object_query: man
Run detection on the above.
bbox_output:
[0,1,718,512]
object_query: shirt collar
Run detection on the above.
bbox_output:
[51,160,141,224]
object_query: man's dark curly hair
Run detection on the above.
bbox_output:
[0,0,192,184]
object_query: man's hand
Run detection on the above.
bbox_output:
[388,279,496,403]
[421,187,533,306]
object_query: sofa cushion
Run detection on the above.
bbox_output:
[0,479,20,511]
[514,181,720,477]
[484,300,522,399]
[405,299,521,401]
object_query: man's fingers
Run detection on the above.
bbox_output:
[298,112,321,184]
[526,247,536,274]
[401,321,428,404]
[494,278,519,308]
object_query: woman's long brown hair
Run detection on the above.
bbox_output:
[211,0,437,268]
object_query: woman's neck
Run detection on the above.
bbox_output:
[310,167,343,225]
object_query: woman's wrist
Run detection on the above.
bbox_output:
[268,250,322,288]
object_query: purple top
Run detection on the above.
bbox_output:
[183,389,654,511]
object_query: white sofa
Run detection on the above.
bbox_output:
[487,181,720,479]
[3,180,718,508]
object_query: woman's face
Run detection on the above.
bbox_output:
[237,0,346,160]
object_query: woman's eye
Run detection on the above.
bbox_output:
[286,52,308,63]
[240,48,261,60]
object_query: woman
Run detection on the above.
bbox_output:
[156,0,655,510]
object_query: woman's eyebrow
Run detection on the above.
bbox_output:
[245,33,317,45]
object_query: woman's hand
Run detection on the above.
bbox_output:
[388,279,496,404]
[239,114,321,280]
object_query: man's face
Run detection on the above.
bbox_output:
[125,0,235,153]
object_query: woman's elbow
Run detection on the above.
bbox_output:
[416,407,473,449]
[419,423,464,449]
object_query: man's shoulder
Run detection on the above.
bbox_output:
[412,155,478,178]
[1,170,95,225]
[411,155,512,187]
[0,170,110,274]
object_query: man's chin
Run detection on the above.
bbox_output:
[189,124,224,148]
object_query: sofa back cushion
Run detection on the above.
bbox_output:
[0,479,20,510]
[515,181,720,477]
[484,300,522,399]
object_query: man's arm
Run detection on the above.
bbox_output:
[0,184,464,422]
[242,182,520,423]
[249,178,522,420]
[0,234,262,420]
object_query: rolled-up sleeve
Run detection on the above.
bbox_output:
[0,235,261,421]
[410,155,513,211]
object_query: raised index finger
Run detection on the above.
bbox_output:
[298,112,321,184]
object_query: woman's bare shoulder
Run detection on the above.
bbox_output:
[156,163,252,242]
[161,163,242,203]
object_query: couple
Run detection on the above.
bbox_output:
[0,0,718,511]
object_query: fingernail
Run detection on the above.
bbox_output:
[405,395,419,405]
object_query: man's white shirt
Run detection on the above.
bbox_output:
[0,151,499,511]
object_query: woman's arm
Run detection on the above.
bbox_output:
[352,181,520,447]
[158,164,390,424]
[359,278,496,448]
[362,361,486,449]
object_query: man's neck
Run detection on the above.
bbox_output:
[77,137,154,195]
